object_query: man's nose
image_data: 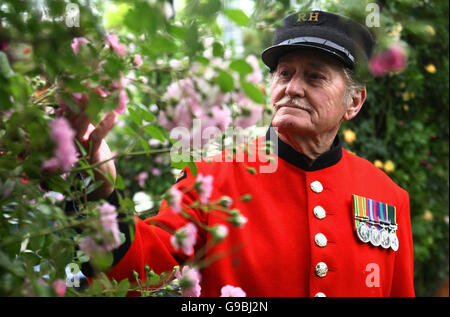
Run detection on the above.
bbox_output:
[285,74,306,98]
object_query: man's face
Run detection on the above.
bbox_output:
[270,49,350,138]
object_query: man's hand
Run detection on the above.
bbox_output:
[68,103,117,200]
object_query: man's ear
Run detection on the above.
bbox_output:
[344,87,366,121]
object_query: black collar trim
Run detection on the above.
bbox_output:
[264,125,342,171]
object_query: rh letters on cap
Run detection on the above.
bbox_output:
[297,12,320,23]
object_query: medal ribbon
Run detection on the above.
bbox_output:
[387,204,397,230]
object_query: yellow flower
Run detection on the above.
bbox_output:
[383,160,395,173]
[409,91,415,99]
[343,129,356,144]
[424,25,435,36]
[425,64,436,74]
[423,210,433,221]
[399,82,406,89]
[403,104,409,111]
[402,91,410,101]
[374,160,384,169]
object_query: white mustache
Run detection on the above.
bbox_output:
[274,96,313,112]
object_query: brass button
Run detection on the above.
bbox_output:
[313,206,326,219]
[310,181,323,193]
[315,233,328,247]
[315,262,328,277]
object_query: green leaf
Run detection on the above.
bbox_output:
[224,9,250,26]
[128,107,142,126]
[0,51,15,78]
[240,80,265,104]
[230,59,253,76]
[115,174,125,190]
[139,136,150,154]
[144,125,165,143]
[115,278,130,297]
[212,42,224,57]
[135,103,155,122]
[217,70,234,92]
[187,161,198,177]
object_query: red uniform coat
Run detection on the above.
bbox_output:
[101,131,415,297]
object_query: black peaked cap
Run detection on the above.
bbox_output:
[261,11,374,71]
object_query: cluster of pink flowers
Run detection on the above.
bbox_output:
[42,118,78,172]
[79,202,122,257]
[159,52,264,148]
[170,222,197,256]
[70,33,134,115]
[369,44,408,76]
[105,33,127,57]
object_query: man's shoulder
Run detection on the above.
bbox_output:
[342,148,408,196]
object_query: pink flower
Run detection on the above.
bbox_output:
[168,186,183,213]
[175,266,201,297]
[170,222,197,255]
[52,280,67,297]
[105,33,127,57]
[220,285,246,297]
[195,174,214,204]
[137,172,148,188]
[134,54,143,68]
[42,118,78,172]
[79,202,121,256]
[245,55,263,84]
[71,37,88,55]
[369,44,407,76]
[151,168,161,176]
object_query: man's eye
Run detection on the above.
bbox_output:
[310,73,325,80]
[279,70,290,77]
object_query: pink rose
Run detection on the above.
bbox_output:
[137,172,148,188]
[369,44,407,76]
[245,55,263,84]
[170,222,197,256]
[196,174,213,204]
[71,37,88,55]
[105,33,127,57]
[42,118,78,172]
[168,186,183,213]
[52,279,67,297]
[220,285,246,297]
[175,266,201,297]
[79,202,121,256]
[134,54,143,68]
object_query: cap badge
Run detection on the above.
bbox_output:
[297,11,320,23]
[352,195,399,251]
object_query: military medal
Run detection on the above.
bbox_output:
[367,198,381,246]
[353,195,371,243]
[387,204,399,251]
[353,195,399,252]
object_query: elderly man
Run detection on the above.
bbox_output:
[71,11,415,297]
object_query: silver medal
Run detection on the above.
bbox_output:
[389,231,399,251]
[380,229,390,249]
[369,226,382,246]
[357,222,371,243]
